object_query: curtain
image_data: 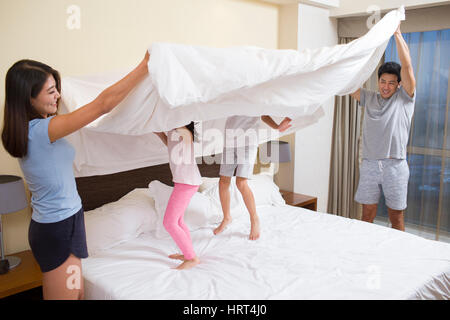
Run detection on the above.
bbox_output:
[377,29,450,242]
[328,37,385,219]
[327,38,362,219]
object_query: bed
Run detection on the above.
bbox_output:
[76,159,450,300]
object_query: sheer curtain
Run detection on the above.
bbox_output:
[376,29,450,242]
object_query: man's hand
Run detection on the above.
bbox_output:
[394,22,416,97]
[395,24,401,36]
[350,89,361,102]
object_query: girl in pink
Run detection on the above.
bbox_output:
[155,122,202,270]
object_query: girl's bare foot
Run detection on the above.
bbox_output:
[174,256,200,270]
[249,217,260,240]
[213,217,232,235]
[168,254,185,261]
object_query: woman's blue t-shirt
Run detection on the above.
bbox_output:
[19,116,82,223]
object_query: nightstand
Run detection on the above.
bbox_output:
[0,250,42,299]
[279,190,317,211]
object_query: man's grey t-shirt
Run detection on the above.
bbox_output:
[359,86,415,160]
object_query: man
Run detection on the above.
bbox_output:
[214,115,292,240]
[350,25,416,231]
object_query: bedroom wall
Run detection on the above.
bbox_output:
[273,3,299,192]
[274,2,338,212]
[292,3,338,212]
[0,0,279,255]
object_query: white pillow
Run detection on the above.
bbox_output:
[148,180,222,239]
[198,177,220,193]
[200,177,247,218]
[248,174,286,207]
[200,174,285,212]
[84,188,157,256]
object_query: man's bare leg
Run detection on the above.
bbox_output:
[362,204,378,223]
[388,208,405,231]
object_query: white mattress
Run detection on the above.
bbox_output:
[82,205,450,300]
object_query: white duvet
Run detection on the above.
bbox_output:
[82,205,450,300]
[61,7,405,176]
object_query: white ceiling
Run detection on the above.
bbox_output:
[329,0,450,17]
[258,0,450,17]
[259,0,339,9]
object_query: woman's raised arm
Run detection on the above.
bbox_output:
[48,51,150,143]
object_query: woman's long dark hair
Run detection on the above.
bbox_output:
[2,60,61,158]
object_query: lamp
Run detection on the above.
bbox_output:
[258,140,291,176]
[0,175,28,274]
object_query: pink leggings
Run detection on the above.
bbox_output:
[163,183,199,260]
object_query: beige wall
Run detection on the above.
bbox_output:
[293,3,337,212]
[274,3,298,192]
[275,2,338,210]
[278,3,298,49]
[0,0,278,255]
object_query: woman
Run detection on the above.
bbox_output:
[154,122,202,270]
[1,51,149,299]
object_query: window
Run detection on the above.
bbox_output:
[375,29,450,242]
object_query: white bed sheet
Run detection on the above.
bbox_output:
[61,7,404,177]
[82,205,450,300]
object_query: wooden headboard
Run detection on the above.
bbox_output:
[75,157,221,211]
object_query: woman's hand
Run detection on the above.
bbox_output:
[136,50,150,76]
[140,50,150,72]
[48,49,151,143]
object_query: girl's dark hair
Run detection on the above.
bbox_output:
[378,61,401,82]
[185,121,197,142]
[1,59,61,158]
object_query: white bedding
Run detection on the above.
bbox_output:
[61,7,404,177]
[82,205,450,300]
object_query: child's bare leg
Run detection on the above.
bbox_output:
[236,177,260,240]
[214,175,233,235]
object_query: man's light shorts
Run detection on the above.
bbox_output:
[355,159,410,210]
[219,146,258,179]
